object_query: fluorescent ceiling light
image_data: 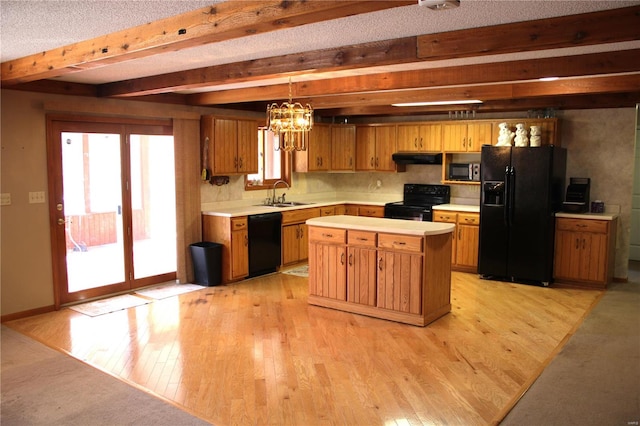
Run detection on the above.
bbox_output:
[539,76,560,81]
[392,100,483,107]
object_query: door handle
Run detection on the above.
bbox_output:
[57,218,68,225]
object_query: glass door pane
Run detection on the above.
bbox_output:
[62,132,125,292]
[130,134,176,279]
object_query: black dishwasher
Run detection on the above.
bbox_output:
[248,212,282,277]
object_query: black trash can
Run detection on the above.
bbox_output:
[189,242,222,286]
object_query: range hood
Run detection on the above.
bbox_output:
[392,152,443,165]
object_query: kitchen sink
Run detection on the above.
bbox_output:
[255,201,314,208]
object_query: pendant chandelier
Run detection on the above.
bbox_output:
[266,77,313,152]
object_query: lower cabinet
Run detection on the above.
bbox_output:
[308,227,347,300]
[308,223,452,326]
[202,215,248,283]
[433,210,480,272]
[281,208,320,266]
[554,217,617,288]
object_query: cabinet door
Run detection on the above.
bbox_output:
[310,242,346,300]
[456,224,479,268]
[433,212,457,264]
[442,123,468,152]
[554,230,581,280]
[282,224,300,265]
[420,124,442,152]
[467,122,492,152]
[231,229,248,279]
[580,232,608,282]
[213,118,238,174]
[331,125,355,171]
[236,119,259,174]
[396,125,420,152]
[377,251,423,314]
[347,247,377,306]
[375,125,397,171]
[355,126,376,171]
[311,124,331,171]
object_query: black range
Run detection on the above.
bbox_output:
[384,184,451,222]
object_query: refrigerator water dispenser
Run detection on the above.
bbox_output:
[483,181,505,206]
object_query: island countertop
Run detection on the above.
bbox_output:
[306,215,455,236]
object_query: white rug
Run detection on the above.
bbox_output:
[135,283,204,300]
[68,294,150,317]
[281,265,309,277]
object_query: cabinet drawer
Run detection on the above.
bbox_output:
[433,212,457,223]
[231,217,247,230]
[378,233,423,253]
[282,207,321,224]
[458,213,479,225]
[320,206,335,216]
[358,206,384,217]
[557,218,608,233]
[309,227,346,244]
[347,230,377,247]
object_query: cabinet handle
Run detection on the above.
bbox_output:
[575,238,580,249]
[300,228,304,238]
[340,252,345,265]
[296,227,300,239]
[463,137,467,148]
[468,138,472,149]
[370,157,374,167]
[234,157,238,168]
[349,157,353,167]
[458,229,462,240]
[322,233,333,238]
[419,137,423,149]
[378,257,383,271]
[414,137,418,148]
[244,235,248,247]
[348,253,353,266]
[582,238,586,249]
[238,157,243,170]
[394,241,406,246]
[576,224,587,228]
[375,157,379,167]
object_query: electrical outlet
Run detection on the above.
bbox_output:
[1,193,11,206]
[28,191,46,204]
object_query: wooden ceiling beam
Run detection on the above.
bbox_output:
[100,6,640,98]
[1,0,414,86]
[417,5,640,60]
[322,92,640,117]
[187,49,640,105]
[300,74,640,109]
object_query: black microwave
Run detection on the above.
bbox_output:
[449,163,480,181]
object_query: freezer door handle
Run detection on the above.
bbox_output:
[504,166,515,226]
[504,166,510,225]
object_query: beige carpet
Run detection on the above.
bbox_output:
[501,280,640,425]
[0,326,210,425]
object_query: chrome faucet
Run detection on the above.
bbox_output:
[272,180,290,204]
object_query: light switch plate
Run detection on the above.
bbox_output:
[1,193,11,206]
[28,191,46,204]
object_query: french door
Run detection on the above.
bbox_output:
[47,116,176,306]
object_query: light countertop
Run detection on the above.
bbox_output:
[201,199,388,217]
[433,204,479,213]
[306,215,455,236]
[556,212,619,221]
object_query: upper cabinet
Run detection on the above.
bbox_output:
[397,123,442,152]
[442,122,493,153]
[331,125,356,171]
[294,123,331,172]
[201,115,259,175]
[355,125,398,172]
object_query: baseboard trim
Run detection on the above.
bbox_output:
[1,305,56,323]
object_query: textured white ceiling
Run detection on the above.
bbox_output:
[2,0,639,89]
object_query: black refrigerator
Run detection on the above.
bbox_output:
[478,145,566,286]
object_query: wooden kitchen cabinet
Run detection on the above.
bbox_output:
[554,217,617,288]
[433,210,480,272]
[442,122,492,153]
[202,215,248,283]
[331,125,356,171]
[347,230,377,306]
[281,207,320,266]
[308,227,347,300]
[355,125,398,172]
[396,123,442,152]
[377,233,424,315]
[357,205,385,218]
[201,115,259,175]
[294,123,331,172]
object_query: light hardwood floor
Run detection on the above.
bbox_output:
[6,271,603,425]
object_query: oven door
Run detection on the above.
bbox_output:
[384,204,432,221]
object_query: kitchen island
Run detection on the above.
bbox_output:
[306,215,455,326]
